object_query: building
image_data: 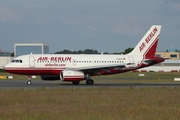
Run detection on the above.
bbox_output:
[0,51,13,69]
[155,52,180,60]
[0,43,49,68]
[14,43,49,57]
[139,60,180,72]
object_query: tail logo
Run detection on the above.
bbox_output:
[139,27,158,52]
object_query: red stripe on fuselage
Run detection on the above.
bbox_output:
[4,67,64,75]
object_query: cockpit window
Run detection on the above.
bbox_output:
[11,59,23,63]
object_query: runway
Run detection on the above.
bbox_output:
[1,79,180,89]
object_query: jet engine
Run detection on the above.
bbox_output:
[60,70,85,81]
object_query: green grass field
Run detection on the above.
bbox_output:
[0,72,180,120]
[0,87,180,120]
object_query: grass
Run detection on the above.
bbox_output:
[0,72,180,119]
[0,87,180,120]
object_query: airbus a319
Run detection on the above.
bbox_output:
[4,25,164,85]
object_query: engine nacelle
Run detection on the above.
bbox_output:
[41,75,60,81]
[60,70,85,81]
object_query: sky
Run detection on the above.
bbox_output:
[0,0,180,53]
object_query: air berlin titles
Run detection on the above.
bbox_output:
[37,57,71,67]
[37,57,71,61]
[139,27,158,52]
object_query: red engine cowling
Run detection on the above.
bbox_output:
[41,75,60,81]
[60,70,85,81]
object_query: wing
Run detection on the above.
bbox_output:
[66,63,135,75]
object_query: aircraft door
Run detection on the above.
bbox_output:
[128,56,134,67]
[29,56,35,67]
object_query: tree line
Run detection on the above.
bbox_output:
[54,48,134,54]
[10,48,134,57]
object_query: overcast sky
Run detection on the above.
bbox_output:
[0,0,180,53]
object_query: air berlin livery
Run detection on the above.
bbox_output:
[4,25,164,85]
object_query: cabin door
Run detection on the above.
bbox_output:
[29,56,35,67]
[128,56,134,67]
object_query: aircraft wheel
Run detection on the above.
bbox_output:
[72,81,80,85]
[27,80,32,85]
[86,79,94,85]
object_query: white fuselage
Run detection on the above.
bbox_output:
[4,54,143,75]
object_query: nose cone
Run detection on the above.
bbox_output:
[3,64,13,73]
[3,64,9,71]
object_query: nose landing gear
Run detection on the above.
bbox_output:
[27,75,32,85]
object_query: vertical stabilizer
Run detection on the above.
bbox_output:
[129,25,161,58]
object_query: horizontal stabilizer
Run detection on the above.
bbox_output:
[142,59,158,65]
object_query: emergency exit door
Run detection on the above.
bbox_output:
[128,56,134,67]
[29,56,35,67]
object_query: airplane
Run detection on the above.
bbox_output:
[3,25,164,85]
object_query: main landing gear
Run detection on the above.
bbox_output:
[86,74,94,85]
[86,79,94,85]
[71,74,94,85]
[27,75,32,85]
[85,74,94,85]
[72,81,80,85]
[71,79,94,85]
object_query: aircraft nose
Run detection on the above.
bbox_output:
[3,64,14,73]
[3,64,11,71]
[3,65,8,71]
